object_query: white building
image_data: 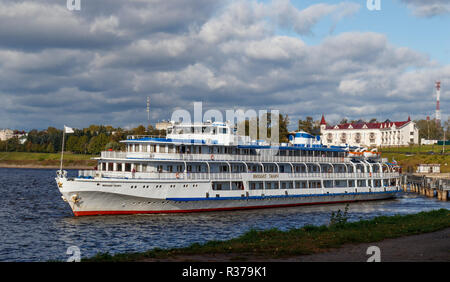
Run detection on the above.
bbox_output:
[0,129,14,141]
[155,121,171,131]
[0,129,27,144]
[416,164,440,174]
[320,115,419,147]
[420,139,438,145]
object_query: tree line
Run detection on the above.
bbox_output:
[0,116,448,154]
[0,125,165,154]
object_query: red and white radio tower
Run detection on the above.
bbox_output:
[435,81,441,125]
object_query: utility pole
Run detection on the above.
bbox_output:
[443,128,446,154]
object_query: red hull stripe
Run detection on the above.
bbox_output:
[72,197,389,216]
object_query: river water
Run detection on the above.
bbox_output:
[0,167,448,262]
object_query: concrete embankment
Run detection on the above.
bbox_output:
[402,174,449,201]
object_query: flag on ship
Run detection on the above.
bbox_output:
[64,125,74,134]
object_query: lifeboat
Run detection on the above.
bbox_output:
[348,151,363,157]
[363,148,381,158]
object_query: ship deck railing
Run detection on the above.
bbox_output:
[77,170,399,181]
[100,151,363,164]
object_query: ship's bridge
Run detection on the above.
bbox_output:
[288,131,322,148]
[165,121,242,145]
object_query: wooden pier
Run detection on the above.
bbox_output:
[401,174,449,201]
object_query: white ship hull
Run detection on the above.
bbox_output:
[57,177,400,216]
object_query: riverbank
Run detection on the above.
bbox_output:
[379,145,450,173]
[382,152,450,173]
[84,209,450,262]
[0,152,96,169]
[136,228,450,262]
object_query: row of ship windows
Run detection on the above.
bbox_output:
[128,144,345,157]
[124,181,391,191]
[129,184,200,189]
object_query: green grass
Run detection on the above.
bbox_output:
[381,152,450,173]
[0,152,97,167]
[83,209,450,262]
[378,144,450,173]
[380,144,449,154]
[0,152,95,161]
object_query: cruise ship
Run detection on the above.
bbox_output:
[55,120,401,216]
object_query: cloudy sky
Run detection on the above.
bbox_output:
[0,0,449,131]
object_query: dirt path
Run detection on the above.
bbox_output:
[141,228,450,262]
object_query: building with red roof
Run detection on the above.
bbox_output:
[319,115,418,147]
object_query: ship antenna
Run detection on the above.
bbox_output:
[147,96,150,132]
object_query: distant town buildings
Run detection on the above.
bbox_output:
[0,129,14,141]
[155,120,171,131]
[0,129,27,144]
[420,139,438,145]
[320,115,419,147]
[416,164,440,174]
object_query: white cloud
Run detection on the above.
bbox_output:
[0,0,448,129]
[338,79,368,95]
[272,0,361,35]
[400,0,450,18]
[89,16,124,36]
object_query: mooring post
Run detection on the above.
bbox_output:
[441,191,448,201]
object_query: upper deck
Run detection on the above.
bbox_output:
[94,121,384,164]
